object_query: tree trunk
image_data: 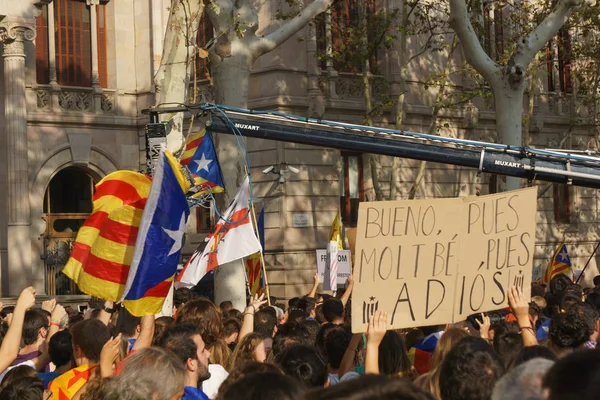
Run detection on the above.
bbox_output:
[495,82,525,191]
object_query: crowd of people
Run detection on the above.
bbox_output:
[0,272,600,400]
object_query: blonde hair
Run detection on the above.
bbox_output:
[228,333,268,371]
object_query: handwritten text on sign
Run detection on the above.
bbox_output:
[351,187,537,333]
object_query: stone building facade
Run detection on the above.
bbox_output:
[0,0,598,298]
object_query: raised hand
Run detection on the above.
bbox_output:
[51,304,67,326]
[475,313,491,339]
[367,310,388,347]
[42,299,57,313]
[100,334,123,378]
[16,287,36,312]
[246,293,267,314]
[508,286,529,321]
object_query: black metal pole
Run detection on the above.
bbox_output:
[576,241,600,284]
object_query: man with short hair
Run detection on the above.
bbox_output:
[492,358,554,400]
[254,308,277,337]
[10,309,49,368]
[38,329,73,389]
[322,298,344,325]
[49,319,110,399]
[158,323,211,400]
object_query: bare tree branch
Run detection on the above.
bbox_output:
[449,0,501,86]
[250,0,334,59]
[513,0,587,67]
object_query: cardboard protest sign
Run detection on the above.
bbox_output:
[351,198,464,333]
[351,187,537,333]
[454,187,537,320]
[316,250,352,286]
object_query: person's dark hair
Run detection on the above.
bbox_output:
[0,306,14,320]
[176,297,224,348]
[405,329,425,350]
[324,325,351,369]
[174,287,192,309]
[568,302,599,336]
[287,307,306,324]
[0,366,38,390]
[115,307,141,337]
[89,309,102,320]
[439,337,504,400]
[560,292,582,311]
[227,309,243,321]
[272,322,312,357]
[585,291,600,313]
[564,283,583,297]
[220,301,234,313]
[378,330,414,378]
[0,321,8,347]
[531,283,546,298]
[288,297,301,309]
[550,274,573,295]
[48,329,73,368]
[511,345,558,367]
[593,275,600,288]
[224,318,242,337]
[307,374,434,400]
[543,349,600,400]
[69,314,84,327]
[315,323,336,359]
[156,323,202,365]
[493,331,524,370]
[302,319,320,344]
[275,344,327,388]
[216,371,305,400]
[298,297,317,319]
[22,308,49,346]
[322,298,344,323]
[153,316,175,345]
[70,319,111,363]
[219,362,283,394]
[254,309,277,337]
[0,377,44,400]
[549,309,592,349]
[315,305,326,325]
[419,325,445,337]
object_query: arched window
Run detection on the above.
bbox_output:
[36,0,108,87]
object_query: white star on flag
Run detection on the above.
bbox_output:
[163,212,187,256]
[559,248,569,262]
[194,153,213,172]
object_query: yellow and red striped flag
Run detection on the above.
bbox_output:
[49,364,96,400]
[543,243,572,284]
[62,171,152,301]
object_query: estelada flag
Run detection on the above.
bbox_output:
[543,242,572,284]
[245,207,265,296]
[62,171,151,301]
[49,364,96,400]
[329,211,343,250]
[180,129,225,194]
[175,176,261,288]
[120,149,191,316]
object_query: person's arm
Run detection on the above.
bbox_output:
[0,287,36,373]
[340,276,354,307]
[238,293,267,343]
[508,286,538,347]
[308,272,319,299]
[97,301,115,327]
[365,310,387,375]
[131,315,154,352]
[339,333,361,378]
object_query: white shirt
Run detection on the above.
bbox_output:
[202,364,229,399]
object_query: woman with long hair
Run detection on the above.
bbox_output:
[228,332,272,371]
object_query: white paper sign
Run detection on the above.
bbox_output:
[316,249,352,287]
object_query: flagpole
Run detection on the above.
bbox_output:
[244,167,271,307]
[576,240,600,284]
[241,257,252,299]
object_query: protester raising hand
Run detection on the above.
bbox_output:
[0,287,36,374]
[366,310,388,375]
[508,286,538,347]
[41,298,57,313]
[239,294,268,343]
[475,313,492,341]
[100,334,123,378]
